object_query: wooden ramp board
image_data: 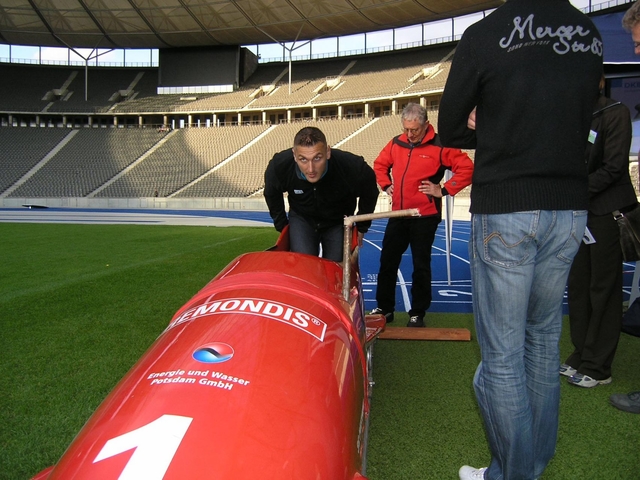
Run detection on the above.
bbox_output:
[378,327,471,341]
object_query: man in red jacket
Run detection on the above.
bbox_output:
[371,103,473,327]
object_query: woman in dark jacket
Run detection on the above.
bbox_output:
[563,85,637,388]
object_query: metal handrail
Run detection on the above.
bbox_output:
[341,208,420,301]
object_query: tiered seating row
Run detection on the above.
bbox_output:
[0,45,453,115]
[10,129,167,197]
[0,128,70,194]
[98,124,270,197]
[2,115,475,200]
[0,65,158,113]
[338,114,400,166]
[176,117,370,198]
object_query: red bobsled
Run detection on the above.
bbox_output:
[31,221,388,480]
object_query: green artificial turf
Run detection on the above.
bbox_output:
[1,223,639,479]
[369,314,640,479]
[1,223,279,478]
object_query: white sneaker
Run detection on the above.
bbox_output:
[559,363,577,377]
[567,373,612,388]
[459,465,487,479]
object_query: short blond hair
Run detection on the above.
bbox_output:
[622,0,640,32]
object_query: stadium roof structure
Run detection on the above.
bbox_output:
[0,0,504,50]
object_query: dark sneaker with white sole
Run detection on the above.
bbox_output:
[370,307,394,323]
[406,315,425,327]
[609,391,640,414]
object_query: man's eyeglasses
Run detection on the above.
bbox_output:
[403,125,427,135]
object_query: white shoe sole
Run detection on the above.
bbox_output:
[568,375,612,388]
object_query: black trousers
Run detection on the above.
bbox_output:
[375,216,440,317]
[566,212,623,380]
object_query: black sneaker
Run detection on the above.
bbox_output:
[407,315,425,327]
[609,391,640,414]
[370,307,394,323]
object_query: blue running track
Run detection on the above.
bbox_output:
[2,207,636,315]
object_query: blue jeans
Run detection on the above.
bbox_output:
[288,210,344,261]
[469,210,587,480]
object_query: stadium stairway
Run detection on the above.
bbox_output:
[0,130,78,198]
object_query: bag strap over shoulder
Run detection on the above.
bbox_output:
[593,101,622,117]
